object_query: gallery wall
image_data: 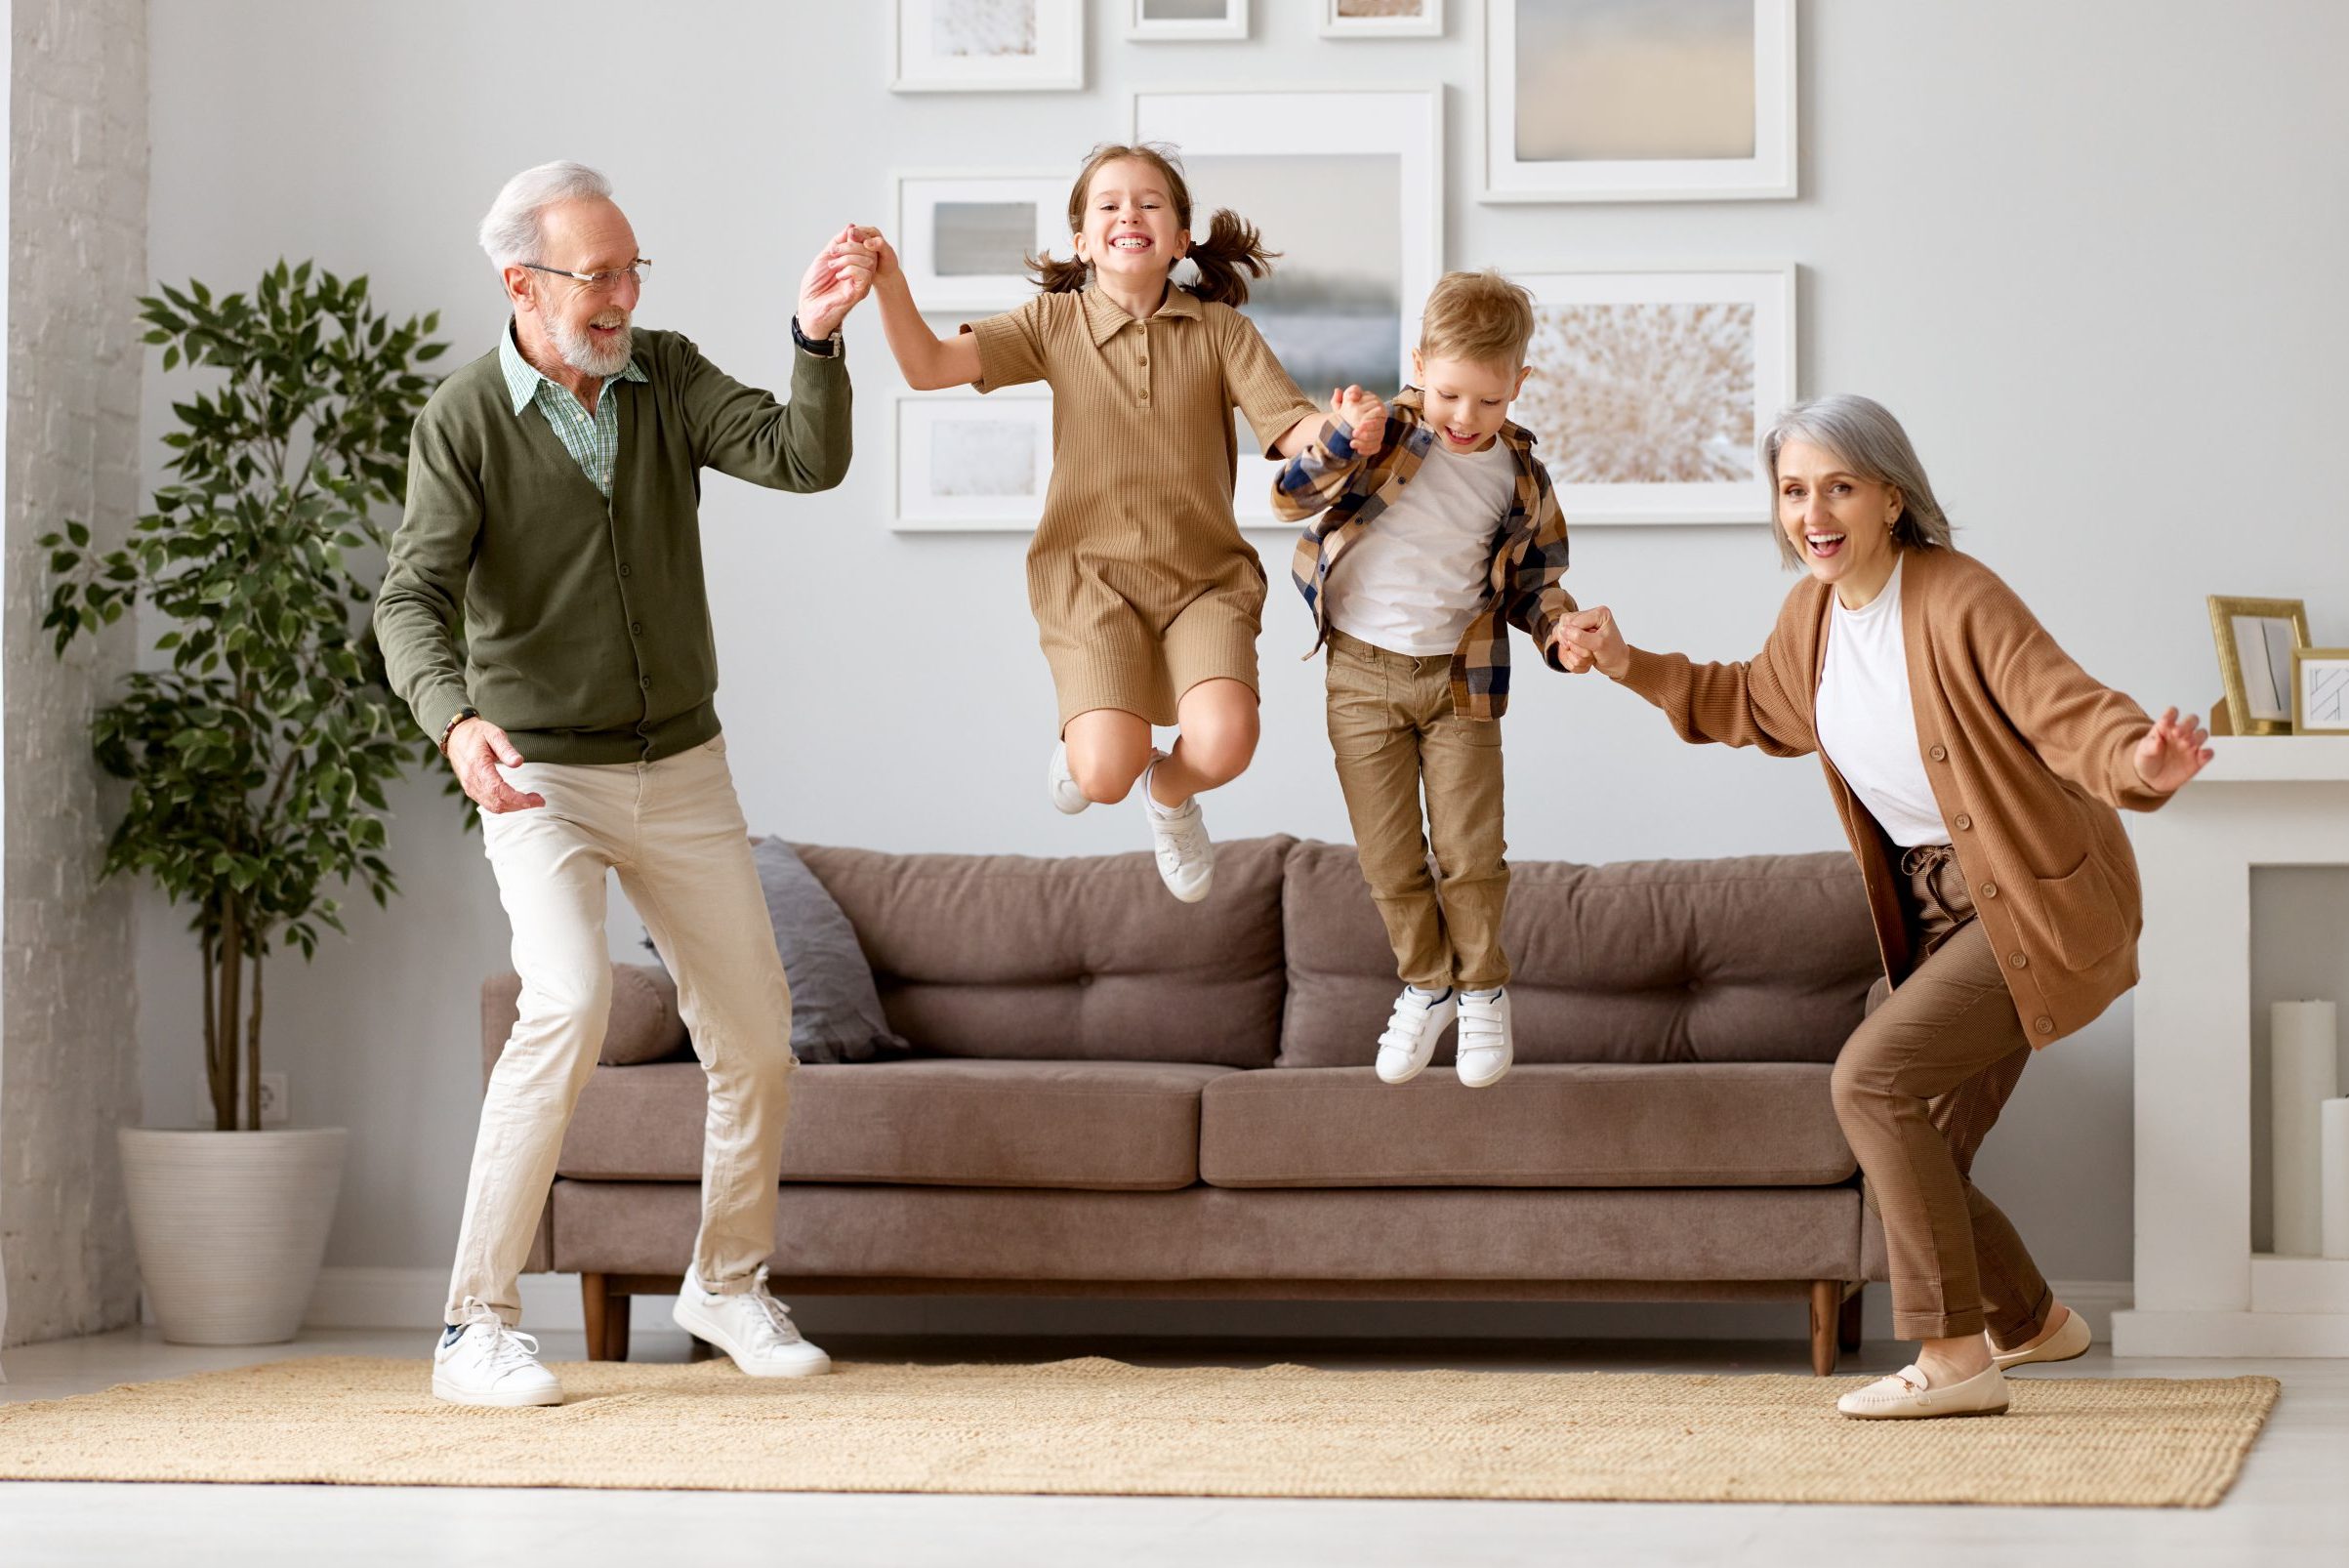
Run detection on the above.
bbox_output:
[130,0,2349,1332]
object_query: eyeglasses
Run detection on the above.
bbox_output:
[518,258,651,293]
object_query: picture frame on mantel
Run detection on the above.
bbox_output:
[2207,595,2311,736]
[893,0,1084,93]
[2291,647,2349,736]
[1483,0,1796,202]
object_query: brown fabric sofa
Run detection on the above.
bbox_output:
[480,837,1894,1373]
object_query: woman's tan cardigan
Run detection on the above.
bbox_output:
[1616,546,2170,1046]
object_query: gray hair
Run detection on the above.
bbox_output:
[1759,393,1954,567]
[476,160,612,272]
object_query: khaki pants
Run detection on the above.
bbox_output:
[444,734,794,1325]
[1834,846,2052,1342]
[1324,630,1509,991]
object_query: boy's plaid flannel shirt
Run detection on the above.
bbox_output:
[1274,388,1575,720]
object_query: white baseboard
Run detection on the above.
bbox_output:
[306,1266,2135,1345]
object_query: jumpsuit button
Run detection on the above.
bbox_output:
[2008,951,2029,970]
[1929,744,1948,762]
[2035,1016,2055,1035]
[1980,882,1999,898]
[1955,813,1972,831]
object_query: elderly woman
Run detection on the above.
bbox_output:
[1559,395,2210,1421]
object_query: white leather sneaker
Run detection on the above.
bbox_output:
[1989,1304,2090,1371]
[672,1265,833,1379]
[1456,988,1513,1088]
[432,1299,562,1407]
[1141,752,1215,903]
[1048,740,1091,815]
[1375,986,1457,1084]
[1836,1361,2009,1420]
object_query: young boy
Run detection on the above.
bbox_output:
[1272,269,1575,1089]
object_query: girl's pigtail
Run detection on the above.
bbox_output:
[1028,251,1090,293]
[1181,210,1279,308]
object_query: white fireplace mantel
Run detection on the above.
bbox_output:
[2112,735,2349,1357]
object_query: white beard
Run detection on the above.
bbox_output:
[550,311,633,380]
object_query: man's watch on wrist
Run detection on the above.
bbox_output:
[790,313,843,357]
[438,706,480,755]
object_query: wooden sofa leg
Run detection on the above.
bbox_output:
[1808,1280,1841,1376]
[581,1273,631,1361]
[582,1272,611,1360]
[1838,1285,1865,1353]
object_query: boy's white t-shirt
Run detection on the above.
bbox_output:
[1325,436,1517,657]
[1813,557,1951,848]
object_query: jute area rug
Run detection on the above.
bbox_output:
[0,1356,2279,1506]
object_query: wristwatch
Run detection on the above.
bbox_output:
[438,706,481,755]
[790,314,842,358]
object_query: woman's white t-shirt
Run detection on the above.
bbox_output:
[1324,436,1517,657]
[1814,558,1952,848]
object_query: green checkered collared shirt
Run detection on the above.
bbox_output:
[497,320,648,497]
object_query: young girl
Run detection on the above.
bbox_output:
[864,143,1326,901]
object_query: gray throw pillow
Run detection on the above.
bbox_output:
[645,837,912,1064]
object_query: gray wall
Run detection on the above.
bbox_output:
[134,1,2349,1316]
[2,0,145,1348]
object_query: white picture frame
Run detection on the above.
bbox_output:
[1320,0,1443,39]
[1133,85,1443,523]
[895,173,1067,310]
[893,391,1055,532]
[1129,0,1249,42]
[892,0,1084,94]
[1483,0,1796,202]
[1512,267,1796,526]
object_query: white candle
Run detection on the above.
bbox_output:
[2272,1001,2340,1256]
[2323,1099,2349,1261]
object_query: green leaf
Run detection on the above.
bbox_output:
[66,520,91,547]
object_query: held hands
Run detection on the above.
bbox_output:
[2133,706,2214,794]
[1554,605,1629,679]
[849,224,899,283]
[445,717,545,815]
[1331,384,1387,454]
[797,224,881,340]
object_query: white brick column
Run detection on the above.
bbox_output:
[1,0,146,1348]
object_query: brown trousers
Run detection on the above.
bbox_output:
[1324,630,1509,991]
[1834,845,2054,1341]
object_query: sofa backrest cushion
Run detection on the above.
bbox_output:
[797,836,1293,1068]
[1280,842,1878,1067]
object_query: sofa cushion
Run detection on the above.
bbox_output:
[1280,843,1879,1067]
[796,837,1292,1067]
[1197,1063,1855,1188]
[556,1058,1235,1190]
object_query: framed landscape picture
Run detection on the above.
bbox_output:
[1133,86,1442,522]
[1484,0,1795,201]
[893,0,1084,93]
[1321,0,1444,38]
[895,173,1066,309]
[1512,268,1796,525]
[893,392,1054,532]
[1129,0,1249,41]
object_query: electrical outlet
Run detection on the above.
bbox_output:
[258,1072,289,1127]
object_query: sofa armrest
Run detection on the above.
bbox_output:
[478,963,689,1086]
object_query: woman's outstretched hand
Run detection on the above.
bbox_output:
[2133,706,2214,793]
[1555,605,1630,679]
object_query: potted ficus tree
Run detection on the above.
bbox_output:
[42,261,447,1343]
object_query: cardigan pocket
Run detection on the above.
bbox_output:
[2037,854,2127,970]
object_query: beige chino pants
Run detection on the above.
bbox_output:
[1324,629,1510,993]
[1833,846,2052,1343]
[443,734,793,1325]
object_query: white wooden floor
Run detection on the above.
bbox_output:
[4,1328,2342,1568]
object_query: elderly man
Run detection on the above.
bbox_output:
[377,160,873,1406]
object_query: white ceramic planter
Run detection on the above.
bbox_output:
[117,1126,349,1345]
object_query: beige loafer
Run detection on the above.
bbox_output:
[1989,1305,2091,1372]
[1836,1361,2009,1421]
